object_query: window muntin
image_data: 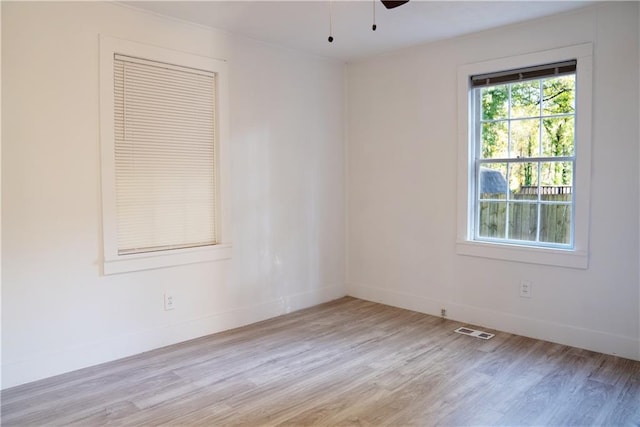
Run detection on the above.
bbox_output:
[472,66,576,248]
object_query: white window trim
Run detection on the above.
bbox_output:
[99,35,231,275]
[456,43,593,269]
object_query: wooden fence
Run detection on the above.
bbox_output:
[518,185,572,197]
[479,186,572,244]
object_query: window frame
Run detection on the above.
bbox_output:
[472,70,576,249]
[456,44,593,269]
[100,35,231,275]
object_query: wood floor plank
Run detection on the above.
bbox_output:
[599,373,640,426]
[2,297,639,426]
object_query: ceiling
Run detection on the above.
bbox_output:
[123,1,594,61]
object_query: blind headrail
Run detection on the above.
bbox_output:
[470,60,576,88]
[115,54,215,78]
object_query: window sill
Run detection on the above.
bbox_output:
[456,240,588,269]
[103,244,232,275]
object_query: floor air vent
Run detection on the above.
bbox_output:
[454,327,495,340]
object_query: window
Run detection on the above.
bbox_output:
[100,36,230,274]
[457,44,592,268]
[472,61,576,247]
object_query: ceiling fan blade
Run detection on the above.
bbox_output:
[380,0,409,9]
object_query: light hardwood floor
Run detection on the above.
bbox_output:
[2,297,639,426]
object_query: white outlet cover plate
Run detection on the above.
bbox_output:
[520,280,532,297]
[164,294,175,310]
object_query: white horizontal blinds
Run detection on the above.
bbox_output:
[470,60,577,88]
[114,54,217,255]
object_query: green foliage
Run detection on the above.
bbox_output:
[479,75,575,188]
[541,76,574,185]
[480,85,508,159]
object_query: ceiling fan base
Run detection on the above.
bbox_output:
[380,0,410,9]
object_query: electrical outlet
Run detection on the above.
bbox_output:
[164,293,175,310]
[520,280,532,298]
[441,308,447,318]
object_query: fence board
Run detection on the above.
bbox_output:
[479,193,571,244]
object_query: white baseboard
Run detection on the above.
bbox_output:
[347,283,640,361]
[2,284,346,389]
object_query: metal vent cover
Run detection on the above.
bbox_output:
[454,327,495,340]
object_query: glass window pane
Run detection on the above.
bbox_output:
[510,118,540,158]
[542,117,574,157]
[510,81,540,118]
[508,162,538,200]
[543,75,575,115]
[481,85,508,120]
[508,202,537,241]
[540,204,572,244]
[481,121,508,159]
[479,164,507,199]
[478,201,506,239]
[540,162,573,201]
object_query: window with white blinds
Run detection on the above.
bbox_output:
[114,55,218,255]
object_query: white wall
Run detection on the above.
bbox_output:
[1,2,345,388]
[347,3,640,360]
[0,0,3,390]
